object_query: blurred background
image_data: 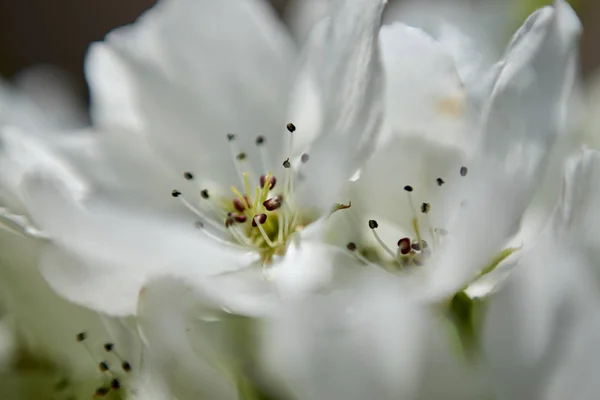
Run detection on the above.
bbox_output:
[0,0,593,108]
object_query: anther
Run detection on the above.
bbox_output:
[347,242,357,251]
[171,190,181,198]
[252,214,267,227]
[282,158,291,168]
[76,332,86,342]
[121,361,132,372]
[286,123,296,133]
[260,175,277,190]
[437,178,445,186]
[411,240,429,251]
[301,153,309,163]
[460,166,468,176]
[226,133,236,142]
[111,379,121,390]
[233,213,247,223]
[397,237,411,255]
[236,152,247,161]
[404,185,413,192]
[421,203,431,214]
[263,196,282,211]
[200,189,210,199]
[103,343,114,352]
[98,361,109,372]
[233,197,249,212]
[183,172,194,180]
[255,136,265,146]
[95,387,110,397]
[368,220,379,229]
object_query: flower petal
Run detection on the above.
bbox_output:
[90,0,296,188]
[22,173,252,316]
[293,0,386,213]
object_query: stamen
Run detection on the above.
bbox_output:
[121,361,132,373]
[404,186,423,250]
[98,361,110,372]
[104,343,114,352]
[301,153,309,163]
[411,240,429,251]
[282,158,291,168]
[346,242,357,251]
[260,175,277,190]
[368,220,396,259]
[183,172,194,180]
[397,237,411,255]
[227,224,254,247]
[286,123,296,133]
[421,203,431,214]
[421,202,436,249]
[76,332,87,342]
[263,196,282,211]
[460,166,468,176]
[253,214,276,248]
[226,133,247,186]
[201,189,210,199]
[437,178,445,186]
[255,136,271,174]
[174,192,227,233]
[95,387,110,398]
[236,152,247,161]
[111,379,121,390]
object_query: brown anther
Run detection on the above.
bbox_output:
[103,343,114,352]
[98,361,109,372]
[260,175,277,189]
[233,214,247,223]
[200,189,210,199]
[76,332,86,342]
[436,178,445,186]
[368,220,378,229]
[460,166,468,176]
[225,217,235,228]
[95,387,110,397]
[301,153,309,163]
[404,185,413,192]
[421,203,431,214]
[111,379,121,390]
[255,136,265,146]
[282,158,291,168]
[286,123,296,133]
[233,197,250,212]
[252,214,267,227]
[226,133,236,141]
[411,240,428,251]
[171,190,181,198]
[236,152,247,161]
[346,242,357,251]
[183,172,194,180]
[263,196,282,211]
[397,237,411,255]
[121,361,132,372]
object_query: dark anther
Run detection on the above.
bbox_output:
[103,343,114,352]
[404,185,413,192]
[436,178,445,186]
[411,240,429,251]
[301,153,309,163]
[255,136,265,146]
[260,175,277,190]
[397,237,411,255]
[233,197,249,212]
[460,166,468,177]
[171,189,181,198]
[286,123,296,133]
[252,214,267,227]
[282,158,291,168]
[236,152,247,161]
[226,133,236,141]
[76,332,86,342]
[111,379,121,390]
[200,189,210,199]
[368,220,378,229]
[98,361,109,372]
[121,361,132,372]
[263,196,282,211]
[233,213,247,223]
[225,217,235,228]
[183,172,194,180]
[95,387,110,397]
[347,242,357,251]
[421,203,431,214]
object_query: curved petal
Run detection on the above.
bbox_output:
[424,1,582,299]
[22,173,253,316]
[293,0,386,213]
[88,0,296,188]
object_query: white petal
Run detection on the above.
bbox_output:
[294,0,386,212]
[91,0,295,187]
[378,23,468,148]
[22,174,252,316]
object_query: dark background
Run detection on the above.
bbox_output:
[0,0,596,98]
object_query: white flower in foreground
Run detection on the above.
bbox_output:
[482,149,600,400]
[10,0,386,320]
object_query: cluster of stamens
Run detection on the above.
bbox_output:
[75,332,132,398]
[172,123,312,264]
[347,166,468,271]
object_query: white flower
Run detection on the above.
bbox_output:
[481,148,600,399]
[7,0,387,319]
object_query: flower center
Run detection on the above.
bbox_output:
[171,123,315,265]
